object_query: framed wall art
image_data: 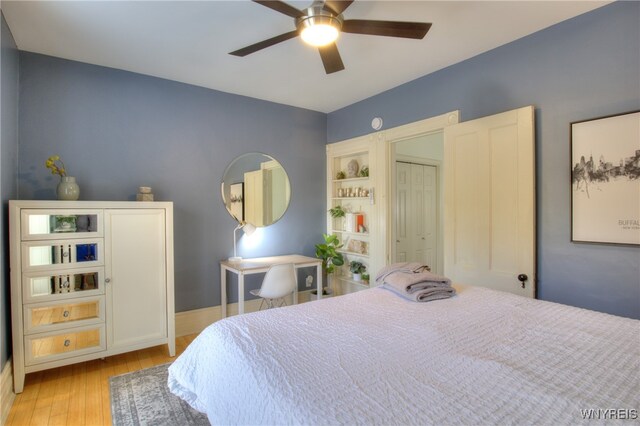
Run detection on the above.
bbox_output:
[571,110,640,245]
[229,182,244,222]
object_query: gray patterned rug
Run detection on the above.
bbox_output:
[110,363,209,426]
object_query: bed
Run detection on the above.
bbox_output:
[168,284,639,425]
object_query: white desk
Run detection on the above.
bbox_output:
[220,255,323,318]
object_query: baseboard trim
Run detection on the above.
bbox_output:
[1,358,15,426]
[175,290,317,337]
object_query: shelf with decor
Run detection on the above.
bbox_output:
[332,176,369,183]
[335,274,370,287]
[337,249,369,258]
[330,230,369,238]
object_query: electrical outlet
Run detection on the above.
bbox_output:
[305,275,313,288]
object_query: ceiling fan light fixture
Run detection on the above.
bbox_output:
[297,13,342,47]
[301,24,339,46]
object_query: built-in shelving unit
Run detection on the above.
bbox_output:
[326,136,379,296]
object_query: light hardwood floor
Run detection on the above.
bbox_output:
[5,334,198,426]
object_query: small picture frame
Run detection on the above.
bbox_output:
[571,110,640,246]
[52,215,77,233]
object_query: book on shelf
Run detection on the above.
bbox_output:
[345,213,355,233]
[356,213,364,232]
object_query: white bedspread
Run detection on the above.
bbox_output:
[168,285,639,425]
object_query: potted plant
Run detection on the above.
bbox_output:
[336,171,346,180]
[362,273,370,284]
[313,234,345,298]
[329,205,346,218]
[350,261,366,281]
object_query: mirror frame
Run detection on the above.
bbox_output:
[220,152,291,227]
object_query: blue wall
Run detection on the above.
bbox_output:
[1,12,20,367]
[17,52,327,313]
[328,2,640,319]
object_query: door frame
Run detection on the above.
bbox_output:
[376,111,459,269]
[393,155,443,273]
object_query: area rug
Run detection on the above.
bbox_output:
[110,363,209,426]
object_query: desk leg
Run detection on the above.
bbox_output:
[221,267,227,319]
[238,272,245,315]
[293,268,299,306]
[317,263,323,299]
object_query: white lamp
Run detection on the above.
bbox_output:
[229,221,257,262]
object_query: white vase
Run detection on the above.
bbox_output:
[57,176,80,201]
[352,273,362,282]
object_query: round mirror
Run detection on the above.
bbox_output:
[221,153,291,227]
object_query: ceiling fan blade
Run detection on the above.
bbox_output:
[253,0,305,18]
[342,20,432,39]
[318,43,345,74]
[322,0,354,15]
[229,30,299,57]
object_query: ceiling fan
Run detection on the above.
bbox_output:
[229,0,432,74]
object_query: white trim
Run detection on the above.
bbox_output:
[175,290,316,337]
[1,359,15,426]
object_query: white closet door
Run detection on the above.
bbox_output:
[444,106,535,297]
[105,209,167,349]
[396,163,438,269]
[413,164,437,268]
[395,163,411,262]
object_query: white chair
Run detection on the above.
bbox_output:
[249,263,297,310]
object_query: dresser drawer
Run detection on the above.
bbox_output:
[22,267,104,303]
[24,325,105,366]
[24,296,104,334]
[21,238,104,272]
[20,209,103,241]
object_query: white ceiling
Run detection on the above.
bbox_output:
[2,1,609,113]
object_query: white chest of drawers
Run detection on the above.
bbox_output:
[9,200,175,393]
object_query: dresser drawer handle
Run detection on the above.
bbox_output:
[63,310,70,318]
[64,339,71,347]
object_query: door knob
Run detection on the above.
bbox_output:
[517,274,528,289]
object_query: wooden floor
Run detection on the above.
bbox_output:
[6,334,198,426]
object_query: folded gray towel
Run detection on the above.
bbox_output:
[375,262,429,285]
[376,262,455,302]
[386,270,451,293]
[383,283,455,302]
